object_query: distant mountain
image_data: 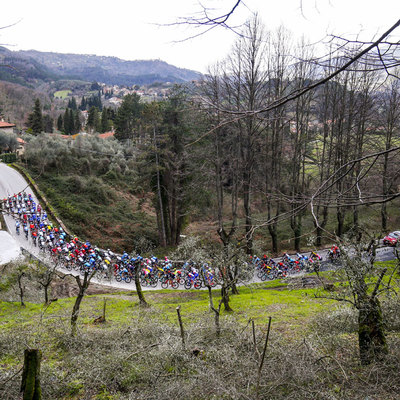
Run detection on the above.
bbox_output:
[0,46,58,88]
[0,47,202,87]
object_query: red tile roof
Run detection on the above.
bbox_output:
[0,121,16,128]
[48,133,75,139]
[98,131,115,139]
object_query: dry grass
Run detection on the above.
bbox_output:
[1,300,400,399]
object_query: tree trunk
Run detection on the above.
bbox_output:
[221,284,233,312]
[358,298,388,365]
[291,214,302,252]
[21,349,42,400]
[214,307,221,337]
[207,285,214,311]
[71,290,84,337]
[336,207,345,237]
[154,126,167,247]
[381,151,389,232]
[229,266,239,295]
[43,283,49,305]
[243,180,253,255]
[134,263,149,307]
[207,284,221,337]
[268,224,279,255]
[315,206,329,247]
[381,203,387,232]
[18,273,25,307]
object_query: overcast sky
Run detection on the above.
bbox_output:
[0,0,399,73]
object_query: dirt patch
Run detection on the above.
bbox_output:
[261,284,288,291]
[286,276,326,289]
[260,276,327,291]
[51,275,130,299]
[148,291,202,301]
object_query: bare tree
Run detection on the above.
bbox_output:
[221,15,270,254]
[70,269,97,336]
[288,37,317,251]
[264,27,292,254]
[34,261,58,305]
[378,73,400,231]
[201,63,239,247]
[315,238,392,365]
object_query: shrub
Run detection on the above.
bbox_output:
[0,153,17,163]
[66,175,85,194]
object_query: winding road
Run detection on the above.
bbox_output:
[0,162,397,290]
[0,163,141,290]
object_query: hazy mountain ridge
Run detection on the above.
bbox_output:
[0,46,57,87]
[1,47,202,86]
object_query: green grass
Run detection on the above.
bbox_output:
[2,262,400,400]
[53,90,71,99]
[0,278,333,336]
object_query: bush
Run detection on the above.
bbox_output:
[85,177,113,205]
[66,175,85,194]
[0,153,17,163]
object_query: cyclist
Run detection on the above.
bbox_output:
[23,223,29,239]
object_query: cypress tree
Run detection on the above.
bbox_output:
[101,108,108,132]
[63,109,70,134]
[87,107,100,133]
[68,109,75,134]
[79,96,86,111]
[57,114,63,131]
[28,98,44,135]
[74,111,81,133]
[43,115,54,133]
[70,96,77,110]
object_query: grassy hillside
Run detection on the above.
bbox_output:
[28,170,157,253]
[20,133,159,253]
[1,263,400,399]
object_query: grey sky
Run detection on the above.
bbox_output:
[1,0,399,73]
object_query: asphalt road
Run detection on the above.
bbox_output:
[0,163,40,254]
[0,162,397,290]
[0,162,136,290]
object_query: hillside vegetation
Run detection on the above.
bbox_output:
[22,134,158,252]
[1,258,400,400]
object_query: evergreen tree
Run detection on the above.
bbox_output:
[101,108,109,132]
[68,109,75,134]
[27,98,44,135]
[68,96,77,110]
[74,111,81,133]
[87,106,100,133]
[108,108,116,121]
[90,81,101,90]
[79,96,86,111]
[43,114,54,133]
[97,91,102,111]
[114,93,143,140]
[57,114,63,131]
[63,109,71,134]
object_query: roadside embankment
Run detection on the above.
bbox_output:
[10,163,74,237]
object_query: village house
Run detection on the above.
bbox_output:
[16,137,26,156]
[0,119,16,134]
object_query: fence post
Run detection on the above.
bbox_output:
[20,349,42,400]
[256,316,272,400]
[176,305,185,348]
